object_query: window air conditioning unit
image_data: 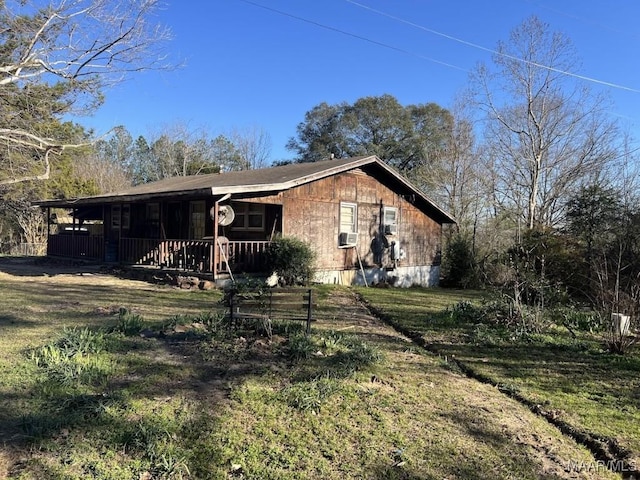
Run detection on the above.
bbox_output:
[384,224,398,235]
[339,232,358,247]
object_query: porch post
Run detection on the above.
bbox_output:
[118,203,122,265]
[159,202,165,267]
[212,193,231,282]
[212,199,219,282]
[102,205,106,262]
[71,207,77,259]
[46,207,51,256]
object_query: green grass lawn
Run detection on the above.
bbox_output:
[356,286,640,471]
[0,260,623,479]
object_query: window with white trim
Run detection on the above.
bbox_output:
[231,203,265,231]
[340,202,358,233]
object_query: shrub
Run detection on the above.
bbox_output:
[265,236,316,286]
[551,307,604,333]
[441,234,479,288]
[446,300,480,323]
[449,293,549,341]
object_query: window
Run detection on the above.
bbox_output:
[147,203,160,222]
[111,204,130,230]
[231,203,265,231]
[383,206,398,235]
[146,203,160,238]
[340,202,357,233]
[189,201,206,239]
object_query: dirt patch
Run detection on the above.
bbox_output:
[0,256,103,275]
[0,256,157,289]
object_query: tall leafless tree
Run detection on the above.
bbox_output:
[413,99,484,234]
[470,16,620,230]
[142,123,221,179]
[229,125,272,170]
[73,152,131,194]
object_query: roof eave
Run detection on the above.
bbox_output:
[33,187,217,208]
[34,157,378,208]
[371,160,457,224]
[33,155,457,224]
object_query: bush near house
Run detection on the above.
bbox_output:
[265,236,316,286]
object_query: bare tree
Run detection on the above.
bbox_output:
[140,123,222,180]
[614,133,640,207]
[74,152,131,194]
[0,0,173,185]
[1,198,46,246]
[413,99,484,233]
[229,125,272,170]
[471,16,620,230]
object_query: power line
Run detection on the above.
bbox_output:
[237,0,466,72]
[345,0,640,94]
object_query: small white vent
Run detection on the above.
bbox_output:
[339,232,358,246]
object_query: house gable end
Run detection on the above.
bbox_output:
[280,168,443,273]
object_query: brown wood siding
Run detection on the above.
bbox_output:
[281,171,442,271]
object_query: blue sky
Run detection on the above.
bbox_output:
[78,0,640,162]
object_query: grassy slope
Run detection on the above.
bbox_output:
[0,263,619,479]
[356,286,640,470]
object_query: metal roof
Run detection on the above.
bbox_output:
[35,155,456,223]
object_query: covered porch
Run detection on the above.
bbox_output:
[39,192,282,280]
[46,234,270,276]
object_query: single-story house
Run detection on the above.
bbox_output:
[35,155,455,287]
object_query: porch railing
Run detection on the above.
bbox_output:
[48,234,104,260]
[121,238,270,274]
[218,240,270,274]
[120,238,214,271]
[47,235,270,274]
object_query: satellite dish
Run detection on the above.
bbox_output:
[212,204,235,226]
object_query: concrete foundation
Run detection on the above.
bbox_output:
[314,265,440,288]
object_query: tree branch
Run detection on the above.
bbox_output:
[0,147,56,185]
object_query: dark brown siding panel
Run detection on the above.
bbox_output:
[401,207,441,265]
[281,170,442,272]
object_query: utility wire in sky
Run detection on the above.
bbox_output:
[238,0,466,72]
[345,0,640,94]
